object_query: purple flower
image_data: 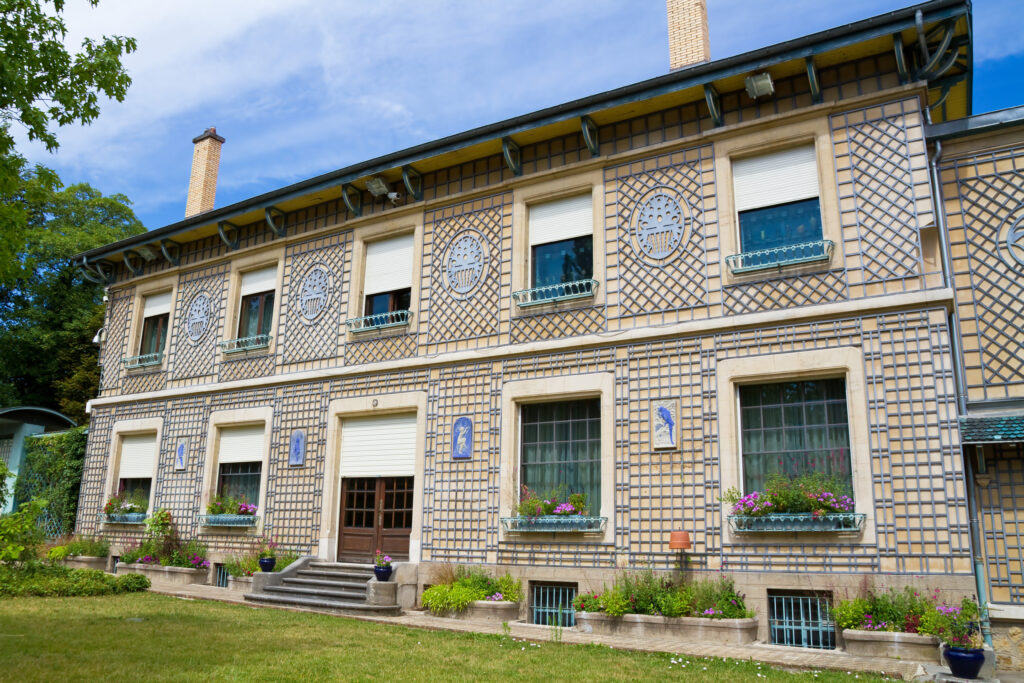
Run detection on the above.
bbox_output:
[486,592,504,601]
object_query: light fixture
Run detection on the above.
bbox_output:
[365,176,390,197]
[135,246,157,261]
[744,72,774,99]
[669,530,691,550]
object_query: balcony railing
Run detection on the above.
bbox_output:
[725,240,834,275]
[218,334,271,354]
[500,515,607,533]
[345,309,412,333]
[199,514,260,527]
[512,279,598,308]
[122,353,162,369]
[728,513,865,533]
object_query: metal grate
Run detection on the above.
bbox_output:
[768,591,835,649]
[531,583,576,627]
[215,564,229,588]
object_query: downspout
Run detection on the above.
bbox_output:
[927,117,992,645]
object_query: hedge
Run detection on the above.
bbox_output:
[12,427,87,535]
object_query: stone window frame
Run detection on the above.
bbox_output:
[102,417,163,519]
[714,115,845,287]
[510,169,606,313]
[220,246,285,355]
[498,372,615,544]
[126,273,179,372]
[319,391,427,561]
[199,406,274,534]
[716,346,876,545]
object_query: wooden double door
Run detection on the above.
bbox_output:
[337,476,413,563]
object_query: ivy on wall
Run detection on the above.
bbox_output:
[12,427,87,536]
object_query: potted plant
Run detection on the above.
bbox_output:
[374,550,393,581]
[920,599,985,679]
[103,491,149,524]
[258,537,277,572]
[500,486,606,534]
[722,474,864,533]
[202,495,259,527]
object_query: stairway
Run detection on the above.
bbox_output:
[244,561,401,616]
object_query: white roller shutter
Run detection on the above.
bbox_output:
[119,434,156,479]
[340,414,417,477]
[218,424,265,464]
[143,292,172,318]
[733,145,819,212]
[239,266,278,297]
[364,235,414,295]
[529,193,593,246]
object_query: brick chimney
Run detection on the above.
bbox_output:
[667,0,711,70]
[185,127,225,217]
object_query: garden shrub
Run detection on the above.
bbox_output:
[576,572,753,619]
[62,535,110,557]
[12,427,87,535]
[834,586,981,639]
[0,564,149,598]
[0,499,46,564]
[118,509,210,569]
[421,568,524,614]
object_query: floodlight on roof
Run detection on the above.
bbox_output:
[365,176,390,197]
[744,72,774,99]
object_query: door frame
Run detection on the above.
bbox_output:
[319,391,426,562]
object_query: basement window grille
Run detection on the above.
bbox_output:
[768,590,835,649]
[531,582,576,628]
[215,564,230,588]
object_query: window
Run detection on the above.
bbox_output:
[532,582,577,627]
[733,145,823,254]
[739,378,851,493]
[529,194,593,289]
[138,292,171,360]
[117,433,156,511]
[237,266,277,340]
[768,591,836,649]
[363,234,413,321]
[216,425,265,506]
[520,399,601,514]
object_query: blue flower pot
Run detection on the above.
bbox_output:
[374,566,393,582]
[945,646,984,680]
[258,557,276,573]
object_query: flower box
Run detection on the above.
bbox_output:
[728,513,865,533]
[227,575,253,594]
[199,514,259,527]
[441,600,520,623]
[63,556,108,571]
[117,563,208,586]
[575,611,759,645]
[842,629,940,663]
[102,513,148,525]
[500,515,606,533]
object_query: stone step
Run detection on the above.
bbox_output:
[244,591,400,616]
[283,577,368,591]
[265,585,368,601]
[295,569,373,582]
[308,561,375,572]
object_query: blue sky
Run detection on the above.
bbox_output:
[20,0,1024,231]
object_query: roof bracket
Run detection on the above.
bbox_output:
[402,165,423,202]
[159,239,180,267]
[918,20,955,78]
[581,115,600,157]
[80,257,114,285]
[502,136,522,176]
[218,220,241,251]
[805,57,822,104]
[703,84,722,127]
[265,206,286,238]
[341,184,363,217]
[122,250,144,277]
[929,84,952,112]
[893,33,909,84]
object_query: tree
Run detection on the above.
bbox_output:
[0,171,145,421]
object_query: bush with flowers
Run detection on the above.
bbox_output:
[118,508,211,570]
[722,474,854,518]
[103,490,149,517]
[421,567,523,614]
[206,495,258,516]
[834,585,983,648]
[516,485,588,517]
[572,570,754,620]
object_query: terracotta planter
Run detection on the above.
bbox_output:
[842,628,940,663]
[63,556,108,572]
[443,600,520,623]
[117,563,208,586]
[575,611,759,645]
[227,575,253,593]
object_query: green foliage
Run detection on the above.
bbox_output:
[224,554,259,578]
[655,589,694,618]
[599,588,631,617]
[722,474,853,516]
[516,485,588,517]
[833,597,870,631]
[118,510,209,570]
[421,568,523,614]
[64,535,109,557]
[918,598,983,648]
[103,489,149,515]
[11,428,86,534]
[0,460,10,511]
[581,573,753,620]
[0,563,148,597]
[687,576,752,619]
[225,542,299,577]
[0,499,46,563]
[835,586,982,644]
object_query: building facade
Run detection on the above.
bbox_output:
[74,0,1024,653]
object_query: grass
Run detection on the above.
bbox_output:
[0,593,891,682]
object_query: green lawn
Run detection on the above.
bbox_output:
[0,593,888,682]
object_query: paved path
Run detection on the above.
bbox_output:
[149,581,924,680]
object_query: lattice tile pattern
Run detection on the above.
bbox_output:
[723,271,848,315]
[280,231,351,366]
[169,264,228,382]
[99,287,134,394]
[510,306,606,344]
[978,444,1024,603]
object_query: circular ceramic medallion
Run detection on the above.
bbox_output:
[631,188,689,261]
[185,292,213,343]
[444,230,489,297]
[1002,214,1024,270]
[295,264,331,323]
